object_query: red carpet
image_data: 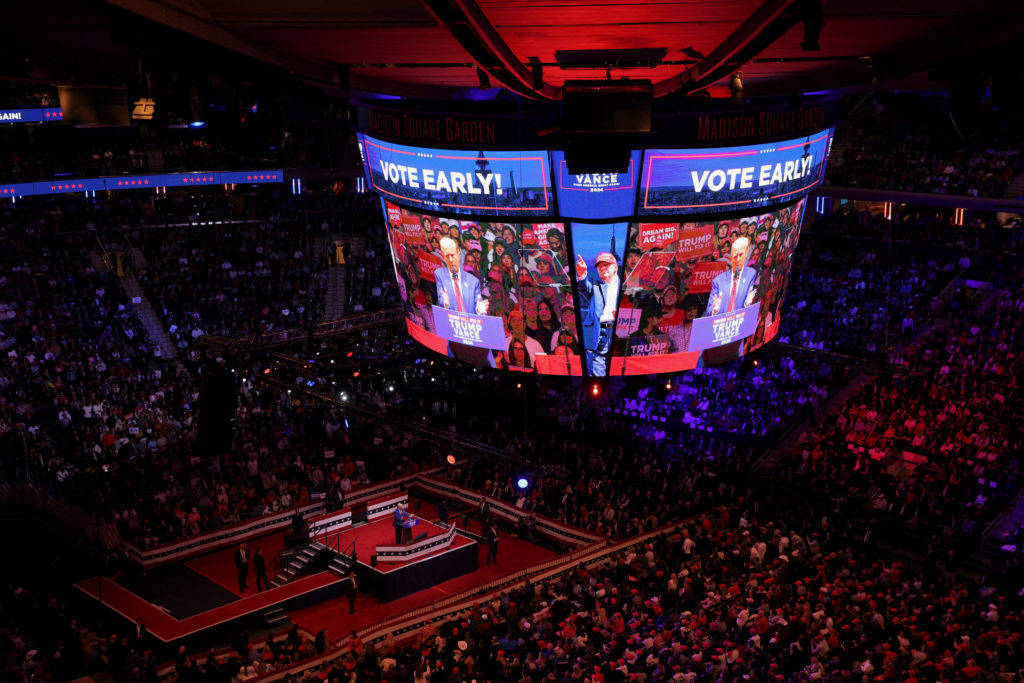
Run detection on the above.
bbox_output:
[288,535,557,638]
[185,530,290,596]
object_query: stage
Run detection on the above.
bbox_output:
[74,570,346,646]
[318,515,478,601]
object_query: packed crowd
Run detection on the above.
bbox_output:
[777,226,961,355]
[773,268,1023,552]
[799,208,1023,260]
[290,494,1024,683]
[133,217,330,341]
[0,189,382,548]
[609,350,847,439]
[1,117,1022,683]
[0,564,155,683]
[826,114,1024,198]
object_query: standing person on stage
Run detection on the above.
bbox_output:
[393,503,407,544]
[254,547,269,591]
[234,543,250,592]
[346,571,358,614]
[438,500,449,526]
[485,523,499,566]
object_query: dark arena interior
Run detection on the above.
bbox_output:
[3,1,1024,681]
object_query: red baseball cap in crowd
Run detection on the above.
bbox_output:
[595,252,617,265]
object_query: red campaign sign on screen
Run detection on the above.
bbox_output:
[418,252,443,282]
[386,202,403,226]
[521,228,537,246]
[674,224,715,261]
[533,223,560,249]
[689,261,729,293]
[402,216,426,244]
[616,303,641,338]
[638,223,679,250]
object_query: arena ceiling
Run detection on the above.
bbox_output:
[6,0,1024,101]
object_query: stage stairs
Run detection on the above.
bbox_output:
[270,541,331,588]
[119,275,179,360]
[324,264,348,320]
[261,606,291,629]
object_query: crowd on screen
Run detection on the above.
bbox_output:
[826,113,1024,198]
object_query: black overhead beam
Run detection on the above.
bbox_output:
[655,0,800,97]
[418,0,561,100]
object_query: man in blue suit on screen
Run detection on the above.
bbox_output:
[576,251,619,377]
[436,236,488,315]
[704,236,757,317]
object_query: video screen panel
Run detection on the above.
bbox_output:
[639,129,831,215]
[383,200,580,374]
[552,150,642,219]
[569,222,629,377]
[609,197,807,374]
[360,133,554,217]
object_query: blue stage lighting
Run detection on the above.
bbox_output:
[517,477,529,490]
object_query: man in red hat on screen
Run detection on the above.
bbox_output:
[576,251,620,376]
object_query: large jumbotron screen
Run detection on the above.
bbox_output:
[365,129,830,377]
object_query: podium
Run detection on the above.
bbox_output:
[400,517,421,544]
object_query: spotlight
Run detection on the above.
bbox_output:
[388,385,395,392]
[590,382,601,398]
[730,72,744,106]
[517,477,530,490]
[353,371,360,377]
[664,381,672,391]
[340,392,348,401]
[690,89,712,111]
[516,383,522,389]
[306,380,315,387]
[446,454,457,465]
[188,120,207,129]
